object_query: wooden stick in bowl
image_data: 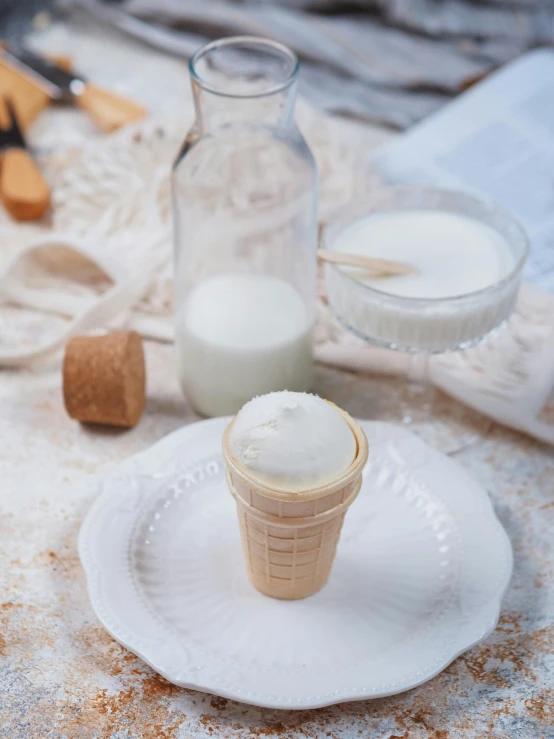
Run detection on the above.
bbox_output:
[318,249,417,277]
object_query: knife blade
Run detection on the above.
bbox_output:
[2,44,146,133]
[3,45,86,100]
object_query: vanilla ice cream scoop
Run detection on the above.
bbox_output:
[229,391,357,492]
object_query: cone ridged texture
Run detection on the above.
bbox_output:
[223,403,368,600]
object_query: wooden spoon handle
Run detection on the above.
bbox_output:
[318,248,417,276]
[75,84,146,133]
[0,147,50,221]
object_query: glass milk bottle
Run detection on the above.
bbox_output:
[172,37,318,417]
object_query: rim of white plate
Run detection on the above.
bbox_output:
[78,417,513,709]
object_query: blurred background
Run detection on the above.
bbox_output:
[1,0,552,129]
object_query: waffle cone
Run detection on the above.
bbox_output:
[222,403,368,600]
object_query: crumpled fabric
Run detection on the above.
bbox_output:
[63,0,553,128]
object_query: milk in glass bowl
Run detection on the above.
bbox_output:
[323,187,529,453]
[324,187,528,354]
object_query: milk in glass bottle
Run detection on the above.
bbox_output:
[172,37,318,416]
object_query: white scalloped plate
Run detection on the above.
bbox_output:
[78,418,512,709]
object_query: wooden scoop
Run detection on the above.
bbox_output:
[318,249,417,277]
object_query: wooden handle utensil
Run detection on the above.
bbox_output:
[1,45,147,134]
[0,147,49,221]
[0,97,49,221]
[318,248,417,277]
[75,84,146,133]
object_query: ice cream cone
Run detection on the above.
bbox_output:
[222,403,368,600]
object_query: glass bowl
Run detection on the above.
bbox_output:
[323,186,529,452]
[324,187,528,354]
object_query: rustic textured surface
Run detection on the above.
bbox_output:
[2,341,554,738]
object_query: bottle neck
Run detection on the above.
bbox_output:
[188,37,299,133]
[192,80,297,132]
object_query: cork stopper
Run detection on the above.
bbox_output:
[63,331,146,428]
